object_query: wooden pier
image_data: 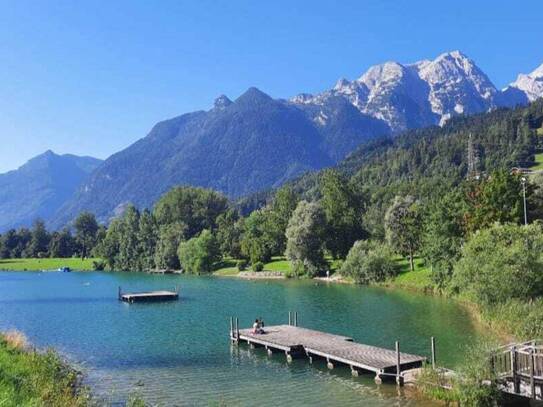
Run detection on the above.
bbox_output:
[492,340,543,402]
[118,286,179,303]
[229,314,426,384]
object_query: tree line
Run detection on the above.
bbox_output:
[0,213,101,261]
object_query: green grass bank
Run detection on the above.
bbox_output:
[0,258,98,271]
[0,331,89,407]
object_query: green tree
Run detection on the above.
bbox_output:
[154,223,186,270]
[0,229,18,258]
[116,206,141,271]
[14,228,32,258]
[340,240,397,284]
[138,209,158,270]
[74,212,99,259]
[28,220,50,257]
[320,170,367,259]
[178,229,221,274]
[524,172,543,222]
[240,209,275,264]
[452,222,543,305]
[384,195,422,271]
[95,218,122,269]
[285,200,327,277]
[153,187,228,239]
[269,185,299,253]
[422,190,467,288]
[48,229,75,258]
[216,209,242,258]
[466,170,523,232]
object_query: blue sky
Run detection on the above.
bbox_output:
[1,0,542,173]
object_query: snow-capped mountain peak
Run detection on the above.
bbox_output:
[414,50,497,124]
[509,63,543,102]
[290,50,540,132]
[334,78,350,90]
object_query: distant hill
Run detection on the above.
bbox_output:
[51,87,389,227]
[0,151,102,232]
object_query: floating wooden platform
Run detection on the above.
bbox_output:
[118,286,179,303]
[230,321,426,383]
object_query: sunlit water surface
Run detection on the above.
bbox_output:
[0,271,489,406]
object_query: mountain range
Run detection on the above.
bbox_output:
[0,151,102,231]
[292,50,538,131]
[2,50,543,231]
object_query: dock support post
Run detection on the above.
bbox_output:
[350,365,359,377]
[229,317,234,341]
[530,348,536,399]
[118,286,121,300]
[288,311,291,326]
[511,346,520,394]
[285,351,292,363]
[431,336,436,369]
[294,312,298,327]
[395,341,403,386]
[236,317,239,343]
[327,358,334,370]
[374,373,382,385]
[266,347,273,356]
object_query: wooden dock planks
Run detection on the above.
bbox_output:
[234,324,426,379]
[118,286,179,303]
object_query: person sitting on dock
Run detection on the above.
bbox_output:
[253,319,260,334]
[253,319,264,334]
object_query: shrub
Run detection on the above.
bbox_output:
[418,342,500,406]
[452,222,543,305]
[453,343,501,406]
[178,230,221,274]
[236,259,248,271]
[92,260,106,271]
[252,261,264,272]
[340,240,397,284]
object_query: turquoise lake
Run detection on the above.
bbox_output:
[0,271,489,406]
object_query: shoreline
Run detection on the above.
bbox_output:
[0,330,90,406]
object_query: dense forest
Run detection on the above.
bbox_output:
[1,100,543,342]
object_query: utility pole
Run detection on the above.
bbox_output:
[521,176,528,226]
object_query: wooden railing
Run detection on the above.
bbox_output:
[491,340,543,400]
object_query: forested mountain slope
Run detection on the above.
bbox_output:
[52,88,389,227]
[239,99,543,213]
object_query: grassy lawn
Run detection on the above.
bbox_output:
[386,256,433,291]
[0,258,99,271]
[212,255,432,290]
[212,258,239,276]
[530,152,543,170]
[214,256,292,276]
[263,256,291,272]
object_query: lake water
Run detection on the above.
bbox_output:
[0,271,488,406]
